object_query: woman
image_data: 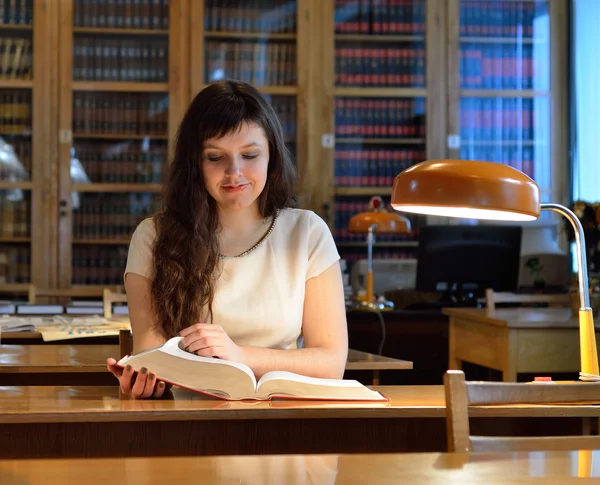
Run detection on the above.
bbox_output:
[107,80,348,398]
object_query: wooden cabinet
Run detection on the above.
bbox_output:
[0,0,569,294]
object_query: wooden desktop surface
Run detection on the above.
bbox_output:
[1,385,598,458]
[442,307,579,328]
[1,450,599,484]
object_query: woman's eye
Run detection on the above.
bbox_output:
[243,154,258,160]
[207,156,223,162]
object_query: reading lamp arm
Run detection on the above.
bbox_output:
[541,203,590,309]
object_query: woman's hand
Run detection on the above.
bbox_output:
[179,323,243,362]
[106,358,167,399]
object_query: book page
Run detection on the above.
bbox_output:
[120,337,258,399]
[256,371,387,401]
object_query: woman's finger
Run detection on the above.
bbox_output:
[154,381,166,398]
[120,364,136,394]
[141,372,157,399]
[106,358,124,378]
[131,367,149,397]
[180,330,221,351]
[186,337,221,354]
[178,322,212,337]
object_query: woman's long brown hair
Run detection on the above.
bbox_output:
[151,80,297,339]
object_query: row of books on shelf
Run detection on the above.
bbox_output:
[459,148,535,179]
[205,0,296,33]
[0,301,129,316]
[72,246,128,286]
[73,193,158,241]
[460,1,547,38]
[73,37,168,83]
[75,140,166,184]
[0,0,32,26]
[73,92,168,136]
[205,41,296,87]
[460,45,547,90]
[335,148,423,187]
[335,98,425,138]
[460,98,540,141]
[73,0,169,30]
[0,90,31,134]
[335,0,425,35]
[267,96,296,142]
[335,46,425,87]
[0,245,29,284]
[0,198,29,237]
[0,38,32,81]
[0,139,30,179]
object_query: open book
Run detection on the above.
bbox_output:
[117,337,388,402]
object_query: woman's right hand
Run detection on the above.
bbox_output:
[106,358,167,399]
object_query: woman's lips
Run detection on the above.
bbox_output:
[221,184,249,193]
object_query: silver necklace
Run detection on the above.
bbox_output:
[218,209,279,258]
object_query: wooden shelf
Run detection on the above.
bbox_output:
[0,237,30,243]
[335,34,425,43]
[71,183,162,193]
[0,131,31,137]
[336,138,425,145]
[460,36,547,44]
[72,81,169,92]
[461,89,551,98]
[0,79,33,89]
[72,239,130,245]
[0,283,30,292]
[67,285,124,297]
[334,187,393,196]
[335,87,427,97]
[73,27,169,36]
[201,84,298,95]
[0,181,33,190]
[204,31,296,40]
[336,241,418,248]
[0,24,32,31]
[72,133,168,140]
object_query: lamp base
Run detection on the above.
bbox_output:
[352,299,395,311]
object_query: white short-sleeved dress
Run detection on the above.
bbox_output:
[124,208,340,350]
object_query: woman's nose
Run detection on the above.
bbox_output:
[224,157,243,175]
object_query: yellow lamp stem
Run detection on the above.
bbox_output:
[542,203,600,377]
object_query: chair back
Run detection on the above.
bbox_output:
[485,288,570,311]
[444,370,600,452]
[103,288,128,318]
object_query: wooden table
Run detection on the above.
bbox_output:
[0,344,412,386]
[1,384,597,458]
[443,307,600,382]
[0,344,119,385]
[2,450,599,484]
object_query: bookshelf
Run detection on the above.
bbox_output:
[448,0,567,206]
[55,0,189,295]
[0,0,54,295]
[318,0,447,268]
[189,0,308,199]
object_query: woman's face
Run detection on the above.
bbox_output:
[202,122,269,213]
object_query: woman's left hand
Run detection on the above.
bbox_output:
[178,323,243,362]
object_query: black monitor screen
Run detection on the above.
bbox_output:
[416,225,522,297]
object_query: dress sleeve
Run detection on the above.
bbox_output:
[306,212,340,280]
[124,218,156,281]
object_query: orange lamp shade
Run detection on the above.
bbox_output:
[349,196,411,233]
[391,159,541,222]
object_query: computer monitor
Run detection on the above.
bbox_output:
[416,225,522,302]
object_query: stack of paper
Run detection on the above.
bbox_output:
[0,316,35,332]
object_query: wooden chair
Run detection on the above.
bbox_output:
[444,369,600,452]
[103,288,128,318]
[485,288,570,311]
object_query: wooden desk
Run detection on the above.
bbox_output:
[346,349,412,384]
[1,385,597,458]
[0,344,118,385]
[443,307,599,382]
[1,450,599,484]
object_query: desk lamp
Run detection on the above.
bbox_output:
[390,159,600,379]
[348,196,411,311]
